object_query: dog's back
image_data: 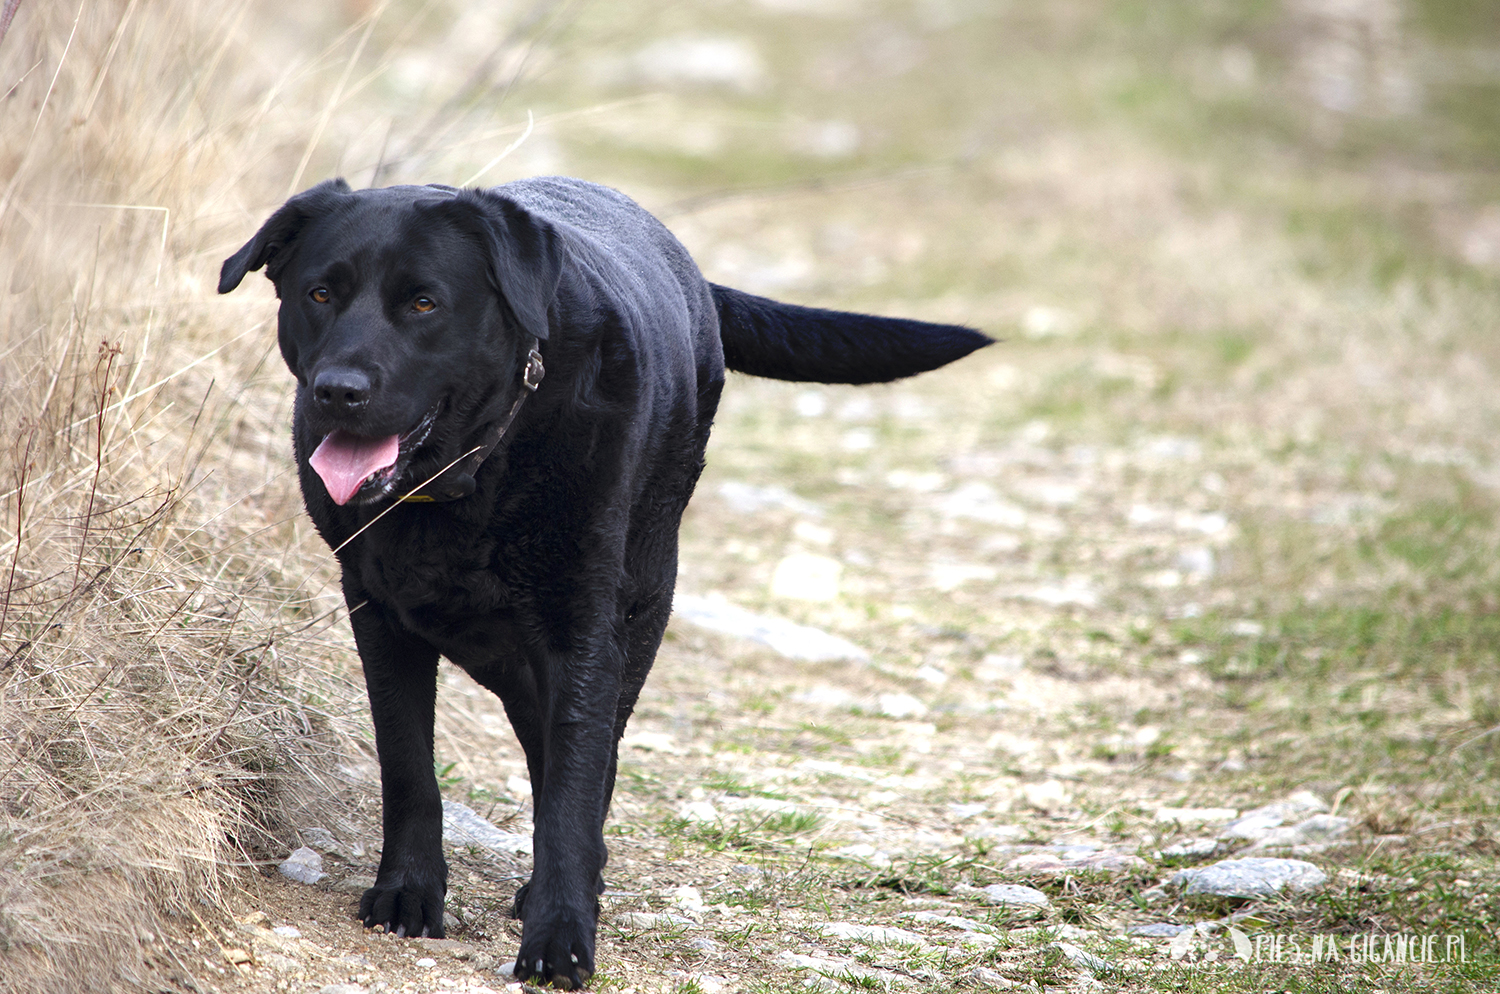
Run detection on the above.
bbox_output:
[494,177,992,389]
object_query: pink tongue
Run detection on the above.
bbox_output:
[309,431,400,505]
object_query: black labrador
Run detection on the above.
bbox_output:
[219,176,989,988]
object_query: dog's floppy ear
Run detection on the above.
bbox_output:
[447,189,563,341]
[218,178,352,294]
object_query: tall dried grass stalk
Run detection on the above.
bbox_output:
[0,2,433,990]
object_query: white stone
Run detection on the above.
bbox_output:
[1022,779,1070,813]
[1248,814,1352,850]
[1154,807,1239,825]
[1173,857,1327,897]
[795,685,857,707]
[673,593,868,662]
[672,885,707,913]
[877,693,928,719]
[278,847,325,885]
[1050,941,1113,975]
[828,843,892,867]
[443,800,532,855]
[614,912,694,929]
[928,562,998,591]
[717,481,823,517]
[1157,838,1222,859]
[967,883,1050,911]
[620,731,682,754]
[817,922,924,945]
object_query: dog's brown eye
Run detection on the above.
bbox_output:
[310,287,330,303]
[413,296,436,313]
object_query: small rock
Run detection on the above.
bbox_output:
[317,986,367,994]
[906,912,994,934]
[272,925,302,939]
[718,481,824,517]
[1219,792,1328,841]
[1021,780,1070,814]
[964,966,1015,987]
[443,800,533,855]
[672,885,707,914]
[679,800,720,823]
[259,953,301,973]
[1173,857,1328,898]
[776,952,897,984]
[1157,838,1223,860]
[415,957,438,968]
[1050,941,1114,975]
[672,593,868,662]
[829,843,893,867]
[620,731,682,754]
[299,826,340,853]
[1154,807,1238,826]
[614,911,694,929]
[817,922,924,945]
[966,823,1024,844]
[878,693,928,719]
[1005,850,1148,876]
[689,937,718,953]
[967,883,1050,913]
[1219,811,1281,841]
[278,847,325,885]
[1126,923,1189,937]
[770,552,842,601]
[1247,814,1352,851]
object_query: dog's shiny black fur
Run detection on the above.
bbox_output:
[220,176,989,988]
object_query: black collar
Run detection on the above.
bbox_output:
[397,341,545,503]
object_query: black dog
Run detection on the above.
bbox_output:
[219,176,989,988]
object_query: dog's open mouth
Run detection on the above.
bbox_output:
[309,407,439,506]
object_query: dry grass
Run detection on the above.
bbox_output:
[0,4,385,991]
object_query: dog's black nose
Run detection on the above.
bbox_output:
[313,368,372,414]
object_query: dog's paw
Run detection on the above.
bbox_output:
[513,915,595,990]
[359,879,446,939]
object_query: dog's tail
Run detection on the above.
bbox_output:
[710,284,993,384]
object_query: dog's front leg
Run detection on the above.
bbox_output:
[512,645,621,990]
[349,598,448,938]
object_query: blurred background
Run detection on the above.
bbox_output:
[2,1,1500,992]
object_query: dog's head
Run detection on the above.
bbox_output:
[219,180,562,506]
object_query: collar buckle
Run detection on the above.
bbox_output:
[522,347,545,392]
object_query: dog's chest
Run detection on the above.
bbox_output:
[354,522,528,658]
